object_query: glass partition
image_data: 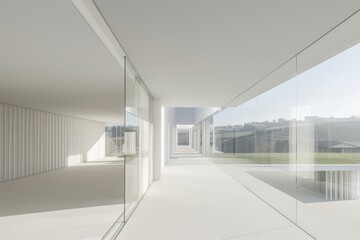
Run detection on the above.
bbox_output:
[194,40,360,239]
[124,57,152,221]
[0,67,126,240]
[208,75,297,221]
[295,42,360,240]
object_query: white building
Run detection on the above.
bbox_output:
[1,1,360,239]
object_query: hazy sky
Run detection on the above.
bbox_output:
[214,42,360,126]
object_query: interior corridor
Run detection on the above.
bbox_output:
[116,158,313,240]
[0,162,123,240]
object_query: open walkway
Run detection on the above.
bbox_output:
[116,158,312,240]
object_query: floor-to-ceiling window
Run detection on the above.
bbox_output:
[193,17,360,239]
[123,57,153,221]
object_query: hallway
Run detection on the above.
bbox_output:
[116,158,312,240]
[0,162,123,240]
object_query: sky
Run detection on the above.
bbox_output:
[213,42,360,126]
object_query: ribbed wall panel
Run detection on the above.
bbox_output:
[0,103,105,182]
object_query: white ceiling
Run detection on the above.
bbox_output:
[0,0,124,123]
[1,1,360,124]
[95,0,360,107]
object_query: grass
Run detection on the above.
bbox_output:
[210,152,360,164]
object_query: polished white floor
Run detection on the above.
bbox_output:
[116,158,312,240]
[0,162,124,240]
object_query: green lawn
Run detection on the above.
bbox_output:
[210,152,360,164]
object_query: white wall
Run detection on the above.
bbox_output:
[173,107,218,126]
[0,103,105,182]
[174,108,196,124]
[194,107,219,125]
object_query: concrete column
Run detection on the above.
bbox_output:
[202,121,206,156]
[152,99,162,181]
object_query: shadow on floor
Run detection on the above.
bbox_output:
[247,171,327,203]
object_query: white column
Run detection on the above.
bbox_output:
[202,121,206,156]
[152,99,162,181]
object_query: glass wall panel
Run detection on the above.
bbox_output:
[207,116,214,158]
[209,76,298,221]
[124,57,152,221]
[196,38,360,239]
[0,65,126,240]
[295,43,360,240]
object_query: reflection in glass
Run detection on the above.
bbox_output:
[124,57,152,221]
[209,77,297,221]
[194,42,360,239]
[295,43,360,239]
